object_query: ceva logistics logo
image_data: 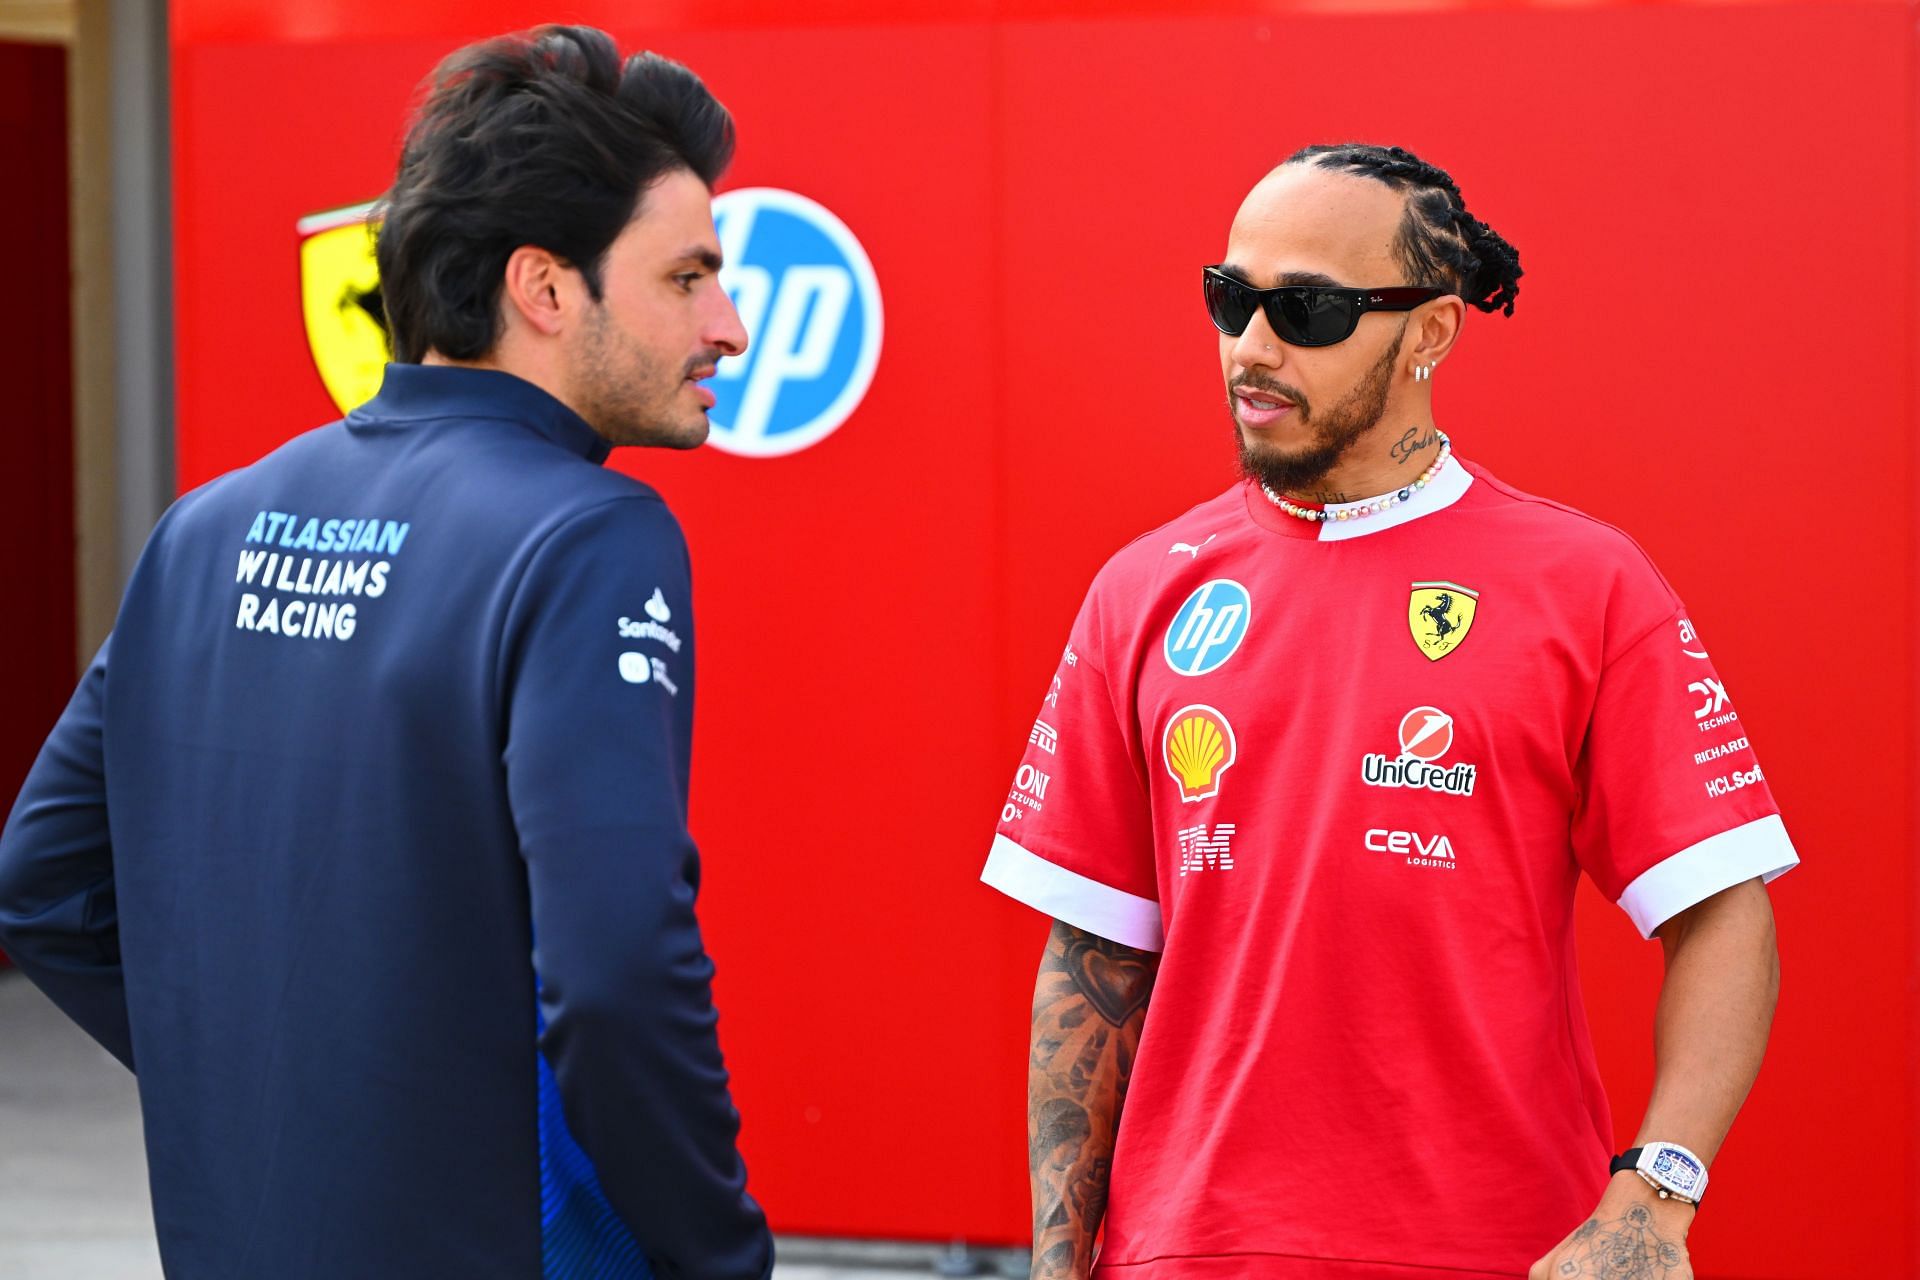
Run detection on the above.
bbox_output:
[709,188,882,457]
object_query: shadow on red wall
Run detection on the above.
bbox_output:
[0,42,76,968]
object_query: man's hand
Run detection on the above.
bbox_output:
[1528,1173,1695,1280]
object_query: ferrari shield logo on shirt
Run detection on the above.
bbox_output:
[297,202,389,416]
[1408,581,1479,660]
[1163,705,1237,802]
[1164,579,1252,676]
[708,188,882,457]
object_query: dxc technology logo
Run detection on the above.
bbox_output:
[708,188,882,457]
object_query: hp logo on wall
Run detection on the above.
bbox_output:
[708,188,883,458]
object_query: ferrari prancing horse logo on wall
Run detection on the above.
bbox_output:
[1408,581,1479,660]
[297,201,388,416]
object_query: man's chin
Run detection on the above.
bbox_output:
[671,417,711,450]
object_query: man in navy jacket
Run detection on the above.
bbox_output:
[0,27,768,1279]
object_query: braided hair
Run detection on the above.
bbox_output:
[1283,143,1522,317]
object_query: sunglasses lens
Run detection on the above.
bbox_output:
[1203,273,1256,336]
[1269,289,1357,347]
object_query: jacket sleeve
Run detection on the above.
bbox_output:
[0,640,133,1067]
[500,496,771,1280]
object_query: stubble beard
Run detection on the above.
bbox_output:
[574,304,712,450]
[1231,335,1400,497]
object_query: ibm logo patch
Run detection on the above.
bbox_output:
[1177,823,1236,876]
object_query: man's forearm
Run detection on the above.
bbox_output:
[1529,878,1780,1279]
[1028,919,1158,1280]
[1636,876,1780,1162]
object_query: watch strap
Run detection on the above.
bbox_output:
[1609,1147,1644,1177]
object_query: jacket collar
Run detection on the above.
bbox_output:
[351,363,611,465]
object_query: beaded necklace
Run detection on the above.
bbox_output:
[1260,431,1452,524]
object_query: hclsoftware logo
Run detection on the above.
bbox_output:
[709,188,883,457]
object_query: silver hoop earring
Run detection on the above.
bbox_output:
[1414,364,1432,383]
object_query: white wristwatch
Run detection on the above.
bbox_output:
[1610,1142,1708,1205]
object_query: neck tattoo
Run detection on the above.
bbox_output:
[1261,430,1452,524]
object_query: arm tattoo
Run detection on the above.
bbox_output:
[1028,921,1159,1280]
[1552,1206,1690,1278]
[1390,426,1440,465]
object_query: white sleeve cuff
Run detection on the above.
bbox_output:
[1617,814,1799,939]
[981,834,1164,952]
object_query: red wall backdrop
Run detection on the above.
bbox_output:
[171,3,1915,1275]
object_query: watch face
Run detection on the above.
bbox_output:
[1648,1147,1704,1194]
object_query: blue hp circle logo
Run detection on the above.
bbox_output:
[708,188,882,457]
[1164,580,1252,676]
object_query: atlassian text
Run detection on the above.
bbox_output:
[244,510,410,555]
[1360,753,1477,796]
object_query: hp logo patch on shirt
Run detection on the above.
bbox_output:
[709,188,883,457]
[1164,579,1251,676]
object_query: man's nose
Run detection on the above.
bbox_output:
[1229,308,1283,371]
[707,285,748,358]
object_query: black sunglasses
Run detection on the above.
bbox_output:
[1202,267,1445,347]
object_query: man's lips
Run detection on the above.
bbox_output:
[687,365,717,408]
[1234,387,1297,427]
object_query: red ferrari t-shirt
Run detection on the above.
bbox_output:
[982,457,1797,1279]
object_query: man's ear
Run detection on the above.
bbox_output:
[499,245,575,339]
[1406,295,1466,373]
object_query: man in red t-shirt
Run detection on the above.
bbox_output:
[983,145,1794,1280]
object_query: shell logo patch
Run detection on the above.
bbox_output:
[298,201,388,415]
[1408,580,1479,661]
[1163,704,1237,803]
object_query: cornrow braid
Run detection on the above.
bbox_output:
[1283,143,1522,317]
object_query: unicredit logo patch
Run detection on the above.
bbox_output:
[1361,705,1478,797]
[1397,706,1454,760]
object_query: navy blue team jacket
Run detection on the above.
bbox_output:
[0,365,773,1279]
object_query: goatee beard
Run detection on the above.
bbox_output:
[1231,335,1400,497]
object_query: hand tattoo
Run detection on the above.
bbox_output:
[1029,922,1159,1280]
[1551,1205,1690,1278]
[1390,426,1439,465]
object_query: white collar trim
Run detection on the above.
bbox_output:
[1315,456,1474,542]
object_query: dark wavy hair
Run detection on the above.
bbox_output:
[1283,143,1523,317]
[374,26,734,363]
